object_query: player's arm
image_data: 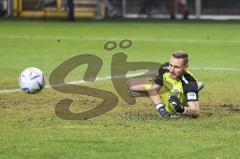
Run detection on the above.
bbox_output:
[184,79,200,118]
[169,95,200,118]
[169,76,200,118]
[185,101,200,118]
[150,63,175,118]
[148,82,175,118]
[148,82,162,105]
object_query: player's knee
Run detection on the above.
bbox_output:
[127,79,146,91]
[148,86,159,96]
[127,79,135,90]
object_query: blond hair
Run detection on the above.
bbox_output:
[172,51,189,65]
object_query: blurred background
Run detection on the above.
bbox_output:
[1,0,240,20]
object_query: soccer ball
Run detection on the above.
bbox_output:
[19,67,45,94]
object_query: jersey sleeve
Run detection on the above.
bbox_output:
[153,63,169,86]
[181,74,199,102]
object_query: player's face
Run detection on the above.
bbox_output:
[169,57,188,79]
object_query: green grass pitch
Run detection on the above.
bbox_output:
[0,19,240,159]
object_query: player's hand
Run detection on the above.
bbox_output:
[168,95,184,113]
[158,106,176,118]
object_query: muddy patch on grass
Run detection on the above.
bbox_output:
[220,104,240,112]
[118,103,240,120]
[201,104,240,117]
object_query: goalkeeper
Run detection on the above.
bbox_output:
[127,51,204,118]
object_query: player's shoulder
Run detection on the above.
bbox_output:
[181,71,199,101]
[181,71,198,93]
[181,71,197,84]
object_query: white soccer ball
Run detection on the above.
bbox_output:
[19,67,45,94]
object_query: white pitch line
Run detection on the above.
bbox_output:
[1,67,240,94]
[0,78,103,94]
[0,34,240,44]
[0,72,145,94]
[0,88,22,94]
[191,67,240,71]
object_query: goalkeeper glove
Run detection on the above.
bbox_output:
[156,103,176,118]
[168,95,186,113]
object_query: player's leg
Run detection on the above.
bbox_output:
[170,0,176,19]
[127,77,162,98]
[127,78,150,91]
[127,78,149,97]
